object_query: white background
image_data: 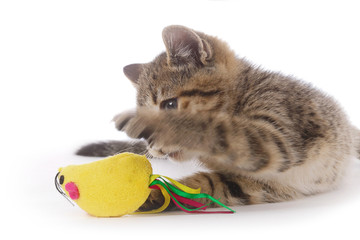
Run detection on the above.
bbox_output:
[1,0,360,239]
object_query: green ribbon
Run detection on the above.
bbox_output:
[150,176,235,213]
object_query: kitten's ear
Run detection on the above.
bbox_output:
[123,64,143,85]
[162,25,212,68]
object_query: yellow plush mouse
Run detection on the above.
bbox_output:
[55,152,234,217]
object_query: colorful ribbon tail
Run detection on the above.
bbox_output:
[132,184,171,215]
[137,174,236,214]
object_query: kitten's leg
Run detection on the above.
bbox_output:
[116,109,297,172]
[76,140,147,157]
[139,171,302,211]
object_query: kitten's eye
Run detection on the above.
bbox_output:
[160,98,178,110]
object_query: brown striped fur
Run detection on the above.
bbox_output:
[77,25,359,210]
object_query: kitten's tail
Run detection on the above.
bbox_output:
[76,140,148,157]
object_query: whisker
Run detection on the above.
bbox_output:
[54,172,75,206]
[144,151,155,160]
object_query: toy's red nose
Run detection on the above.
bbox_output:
[65,182,80,200]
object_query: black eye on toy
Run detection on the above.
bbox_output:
[59,175,65,185]
[160,98,178,110]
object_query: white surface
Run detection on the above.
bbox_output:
[1,0,360,239]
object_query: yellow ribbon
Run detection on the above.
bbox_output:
[150,174,201,194]
[134,175,201,214]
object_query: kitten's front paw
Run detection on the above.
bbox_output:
[113,110,136,131]
[113,110,189,160]
[113,110,157,141]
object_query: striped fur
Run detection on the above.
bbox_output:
[77,25,359,210]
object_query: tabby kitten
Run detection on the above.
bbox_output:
[77,25,360,210]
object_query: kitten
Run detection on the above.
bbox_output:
[77,25,360,210]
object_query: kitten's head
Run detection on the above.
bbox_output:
[123,25,239,114]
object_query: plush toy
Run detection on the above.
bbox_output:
[55,152,235,217]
